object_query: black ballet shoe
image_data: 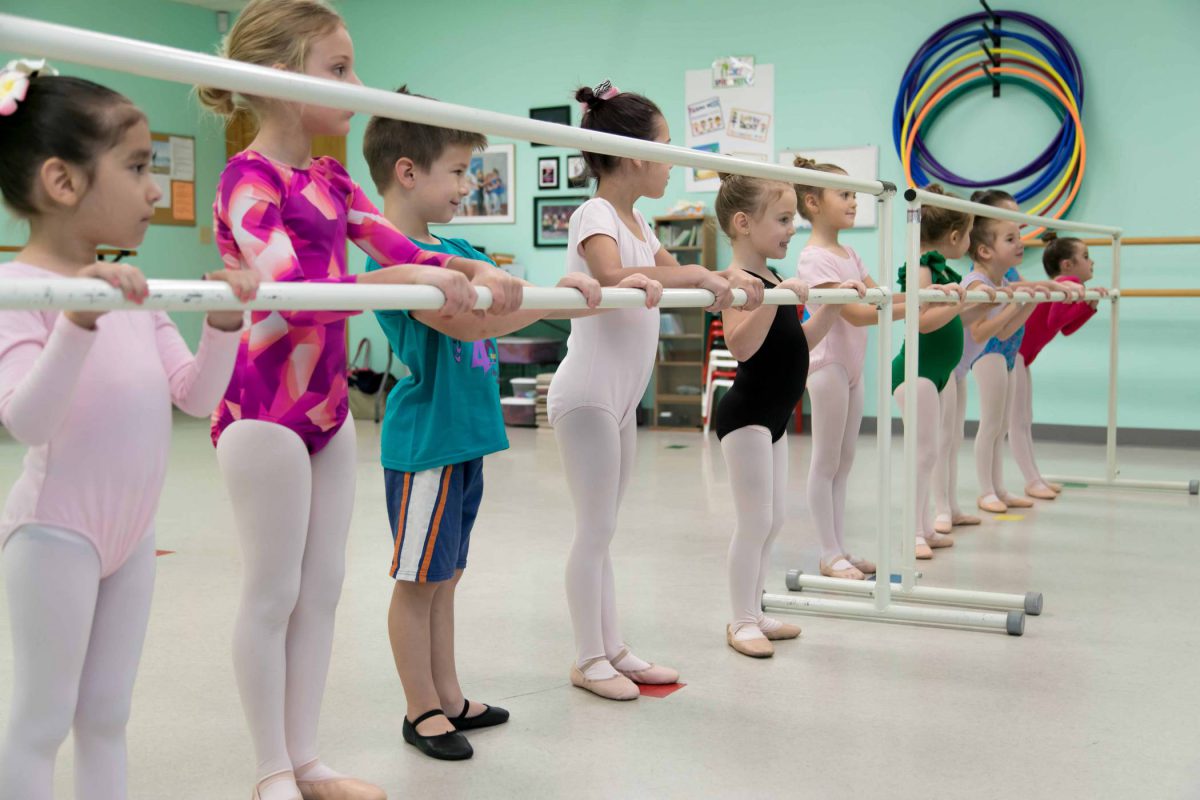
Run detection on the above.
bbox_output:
[402,709,473,760]
[449,698,510,731]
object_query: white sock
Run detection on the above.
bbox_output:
[256,771,300,800]
[730,621,767,642]
[609,648,651,673]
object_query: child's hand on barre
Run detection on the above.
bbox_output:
[615,273,663,308]
[556,273,603,309]
[203,268,261,331]
[778,278,811,304]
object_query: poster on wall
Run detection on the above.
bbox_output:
[683,64,775,192]
[150,131,196,226]
[450,144,514,224]
[778,145,879,228]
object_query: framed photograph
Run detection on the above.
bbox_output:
[450,144,514,224]
[533,195,588,248]
[529,105,571,147]
[538,156,560,189]
[566,154,588,189]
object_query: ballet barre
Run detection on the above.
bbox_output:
[0,280,1118,313]
[0,281,895,312]
[0,14,888,199]
[1025,236,1200,248]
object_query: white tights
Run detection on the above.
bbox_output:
[216,417,357,786]
[895,379,940,539]
[0,526,156,800]
[806,365,864,560]
[972,354,1016,500]
[720,426,787,636]
[555,407,648,680]
[933,374,968,522]
[1008,355,1045,488]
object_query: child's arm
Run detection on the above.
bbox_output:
[342,179,523,315]
[410,273,616,340]
[581,234,745,311]
[914,269,969,334]
[0,262,149,445]
[803,280,868,345]
[152,311,244,418]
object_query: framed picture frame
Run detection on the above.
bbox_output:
[449,143,514,224]
[533,195,588,248]
[566,154,588,189]
[529,105,571,147]
[538,156,560,189]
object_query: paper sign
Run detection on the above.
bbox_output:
[727,108,771,142]
[171,181,195,222]
[687,96,723,138]
[152,175,171,208]
[169,136,195,181]
[712,56,755,88]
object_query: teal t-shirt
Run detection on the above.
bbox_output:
[367,236,508,472]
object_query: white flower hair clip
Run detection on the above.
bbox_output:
[0,59,59,117]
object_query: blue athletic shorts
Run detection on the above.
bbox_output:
[384,459,483,583]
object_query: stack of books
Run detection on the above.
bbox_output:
[536,372,554,428]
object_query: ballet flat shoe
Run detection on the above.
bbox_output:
[253,771,300,800]
[402,710,473,760]
[297,777,386,800]
[915,538,934,560]
[727,625,774,658]
[449,699,510,731]
[610,646,680,685]
[570,659,639,700]
[1001,493,1035,508]
[762,621,802,640]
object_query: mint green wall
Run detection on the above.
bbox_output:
[1,0,225,346]
[340,0,1200,431]
[4,1,1197,431]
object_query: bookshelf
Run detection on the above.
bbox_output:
[651,214,717,429]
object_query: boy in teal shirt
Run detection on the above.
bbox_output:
[363,88,640,761]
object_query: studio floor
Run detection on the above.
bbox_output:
[1,418,1198,799]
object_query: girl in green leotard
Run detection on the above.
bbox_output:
[891,186,993,560]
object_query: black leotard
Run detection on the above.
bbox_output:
[714,268,810,442]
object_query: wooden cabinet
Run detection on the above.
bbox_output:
[651,215,717,429]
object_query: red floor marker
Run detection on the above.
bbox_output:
[639,683,685,698]
[155,550,175,557]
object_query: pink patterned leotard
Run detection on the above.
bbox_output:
[212,151,453,453]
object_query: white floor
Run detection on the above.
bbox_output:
[2,418,1199,799]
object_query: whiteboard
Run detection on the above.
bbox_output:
[778,145,879,228]
[683,65,775,192]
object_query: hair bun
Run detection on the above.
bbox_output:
[197,84,237,117]
[574,86,599,109]
[793,155,816,170]
[925,182,945,195]
[1041,230,1058,242]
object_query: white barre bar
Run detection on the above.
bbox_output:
[1042,475,1200,496]
[0,14,890,197]
[784,570,1043,614]
[905,188,1122,237]
[761,592,1025,636]
[0,280,890,313]
[920,289,1114,303]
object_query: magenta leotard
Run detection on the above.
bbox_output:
[211,151,454,453]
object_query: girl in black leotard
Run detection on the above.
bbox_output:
[712,174,865,658]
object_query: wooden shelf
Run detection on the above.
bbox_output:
[652,214,716,429]
[658,394,702,404]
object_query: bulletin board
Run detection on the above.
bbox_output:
[778,145,879,228]
[150,131,196,226]
[683,64,775,192]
